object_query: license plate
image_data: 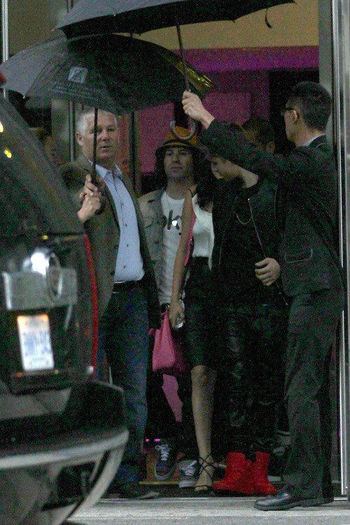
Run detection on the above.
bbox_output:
[17,314,54,372]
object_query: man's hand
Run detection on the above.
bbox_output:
[79,173,104,202]
[77,193,102,223]
[255,257,281,286]
[78,174,106,220]
[182,91,215,129]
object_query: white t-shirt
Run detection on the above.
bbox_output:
[192,194,214,267]
[158,193,184,305]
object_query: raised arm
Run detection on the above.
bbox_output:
[182,91,330,194]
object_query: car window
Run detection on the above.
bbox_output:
[0,162,48,240]
[0,98,82,236]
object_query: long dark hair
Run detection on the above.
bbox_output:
[196,159,220,209]
[154,146,204,187]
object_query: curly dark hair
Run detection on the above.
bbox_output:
[154,146,206,187]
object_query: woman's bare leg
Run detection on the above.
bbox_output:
[191,364,217,490]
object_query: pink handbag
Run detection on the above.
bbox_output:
[151,210,195,376]
[152,310,187,376]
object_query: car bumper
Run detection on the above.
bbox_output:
[0,381,129,525]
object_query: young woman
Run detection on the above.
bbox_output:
[169,165,222,493]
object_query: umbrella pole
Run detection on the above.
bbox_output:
[129,33,138,191]
[170,21,196,140]
[175,22,190,92]
[92,107,98,185]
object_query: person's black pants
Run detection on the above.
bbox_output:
[146,363,178,440]
[283,287,344,498]
[214,300,288,457]
[146,304,197,458]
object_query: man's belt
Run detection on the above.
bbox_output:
[112,280,139,293]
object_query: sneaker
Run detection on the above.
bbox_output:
[154,439,178,481]
[178,459,199,488]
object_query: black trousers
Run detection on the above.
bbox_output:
[283,287,344,498]
[214,299,288,457]
[146,304,197,457]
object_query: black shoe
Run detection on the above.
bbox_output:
[322,487,334,505]
[254,487,324,511]
[323,496,334,504]
[109,482,159,499]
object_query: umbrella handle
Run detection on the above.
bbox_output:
[170,119,196,140]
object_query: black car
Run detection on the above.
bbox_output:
[0,97,128,524]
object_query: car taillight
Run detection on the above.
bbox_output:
[84,234,98,378]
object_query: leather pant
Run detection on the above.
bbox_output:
[213,300,288,457]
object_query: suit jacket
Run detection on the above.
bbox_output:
[200,121,343,296]
[60,155,160,327]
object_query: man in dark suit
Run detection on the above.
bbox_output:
[182,82,344,510]
[60,108,160,499]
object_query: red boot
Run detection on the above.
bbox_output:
[213,452,254,495]
[251,451,277,496]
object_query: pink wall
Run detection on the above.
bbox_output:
[139,72,268,173]
[139,46,318,174]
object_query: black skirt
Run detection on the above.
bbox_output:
[183,257,217,368]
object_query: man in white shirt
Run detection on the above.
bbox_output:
[139,126,204,485]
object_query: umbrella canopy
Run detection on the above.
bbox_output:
[57,0,293,140]
[57,0,294,38]
[0,33,213,115]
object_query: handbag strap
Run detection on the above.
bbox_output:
[184,211,196,267]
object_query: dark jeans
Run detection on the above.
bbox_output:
[283,288,344,498]
[214,300,288,457]
[99,283,149,484]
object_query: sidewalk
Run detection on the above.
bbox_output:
[71,496,350,525]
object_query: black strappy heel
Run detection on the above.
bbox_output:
[193,454,216,494]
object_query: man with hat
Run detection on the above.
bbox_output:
[139,126,203,487]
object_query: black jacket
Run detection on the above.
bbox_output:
[212,176,283,300]
[201,121,343,296]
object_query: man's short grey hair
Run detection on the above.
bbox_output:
[76,108,118,135]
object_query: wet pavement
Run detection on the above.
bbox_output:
[69,496,350,525]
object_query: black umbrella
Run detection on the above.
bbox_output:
[0,33,213,115]
[57,0,294,138]
[57,0,294,38]
[0,33,213,181]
